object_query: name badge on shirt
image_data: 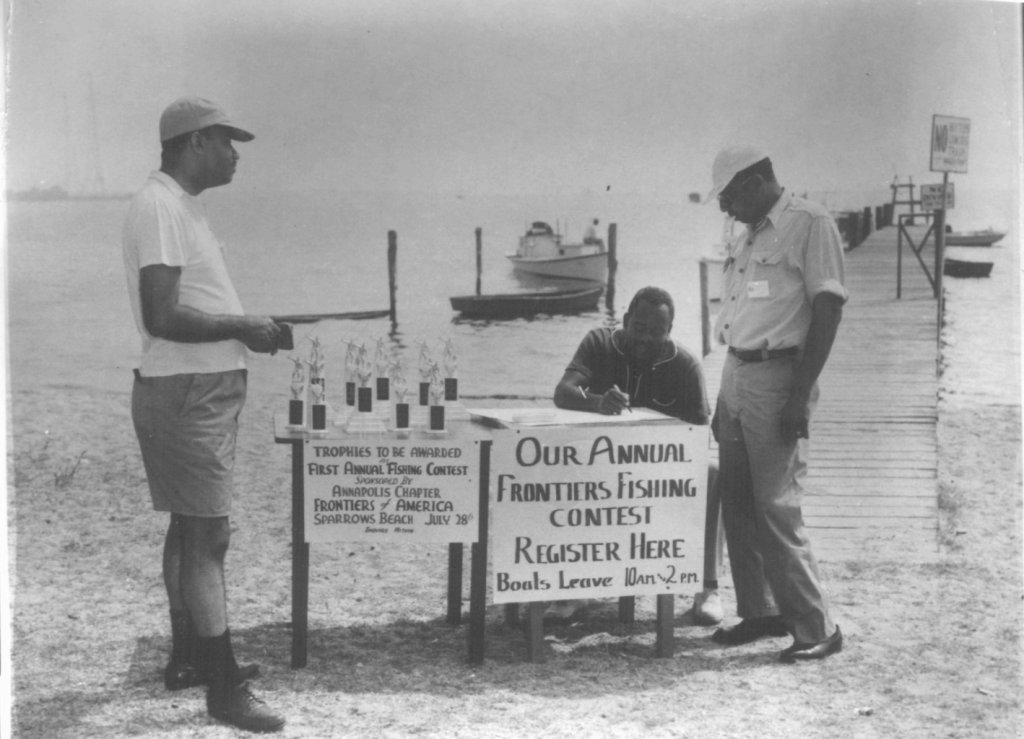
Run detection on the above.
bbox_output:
[747,280,770,299]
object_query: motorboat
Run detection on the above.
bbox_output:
[944,229,1005,247]
[505,221,608,282]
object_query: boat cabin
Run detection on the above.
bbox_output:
[517,221,605,258]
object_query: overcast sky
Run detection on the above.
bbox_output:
[4,0,1021,199]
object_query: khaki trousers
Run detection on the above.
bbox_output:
[716,353,834,644]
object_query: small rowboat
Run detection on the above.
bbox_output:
[945,230,1005,247]
[450,286,603,319]
[943,259,993,278]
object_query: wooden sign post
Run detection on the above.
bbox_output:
[930,114,971,348]
[275,417,487,668]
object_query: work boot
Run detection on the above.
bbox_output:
[207,681,285,733]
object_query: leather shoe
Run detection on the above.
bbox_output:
[779,625,842,663]
[207,680,285,733]
[711,616,789,645]
[164,660,261,691]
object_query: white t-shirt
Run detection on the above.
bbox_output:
[123,171,247,376]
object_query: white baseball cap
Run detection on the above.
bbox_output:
[705,144,768,204]
[159,96,255,142]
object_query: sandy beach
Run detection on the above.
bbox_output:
[7,228,1021,738]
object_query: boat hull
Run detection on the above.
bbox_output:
[450,287,603,318]
[506,252,608,282]
[945,230,1005,247]
[943,259,993,278]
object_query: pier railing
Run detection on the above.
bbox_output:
[896,213,940,299]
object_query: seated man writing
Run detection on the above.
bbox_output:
[550,285,724,624]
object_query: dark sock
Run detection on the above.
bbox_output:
[197,629,242,694]
[704,580,719,591]
[169,609,190,665]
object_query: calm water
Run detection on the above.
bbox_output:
[6,185,1014,401]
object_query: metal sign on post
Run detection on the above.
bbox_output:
[930,115,970,173]
[928,114,970,357]
[920,183,955,211]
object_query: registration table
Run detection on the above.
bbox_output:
[274,407,709,666]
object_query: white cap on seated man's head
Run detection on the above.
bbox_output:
[159,96,255,142]
[705,144,768,204]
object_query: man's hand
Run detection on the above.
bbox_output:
[779,391,811,440]
[241,316,281,355]
[598,386,631,415]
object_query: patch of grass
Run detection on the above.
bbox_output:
[53,450,87,489]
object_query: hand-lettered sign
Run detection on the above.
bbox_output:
[303,436,480,543]
[489,424,709,603]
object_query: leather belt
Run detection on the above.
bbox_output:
[728,346,799,362]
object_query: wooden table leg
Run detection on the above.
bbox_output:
[447,543,463,625]
[468,441,491,665]
[504,603,520,628]
[655,594,674,658]
[290,440,309,669]
[524,601,546,663]
[618,595,635,623]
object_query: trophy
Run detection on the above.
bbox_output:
[390,356,411,438]
[287,355,307,428]
[373,336,391,422]
[307,337,327,433]
[427,359,446,434]
[345,343,386,435]
[441,337,469,421]
[333,338,358,426]
[414,340,434,428]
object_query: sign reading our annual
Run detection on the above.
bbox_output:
[930,114,970,173]
[303,438,480,543]
[489,424,709,603]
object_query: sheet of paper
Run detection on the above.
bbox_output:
[468,406,676,427]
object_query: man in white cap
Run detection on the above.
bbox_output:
[704,145,846,662]
[123,96,285,731]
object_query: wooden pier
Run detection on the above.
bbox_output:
[702,225,940,563]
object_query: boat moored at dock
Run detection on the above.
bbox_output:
[506,221,608,282]
[944,229,1005,247]
[450,285,604,319]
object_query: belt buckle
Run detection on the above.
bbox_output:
[760,349,770,361]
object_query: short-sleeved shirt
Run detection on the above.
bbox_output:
[122,171,247,376]
[714,190,848,351]
[566,328,709,425]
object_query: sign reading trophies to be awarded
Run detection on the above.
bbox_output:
[490,424,709,603]
[302,437,480,543]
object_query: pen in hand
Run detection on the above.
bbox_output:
[613,384,633,413]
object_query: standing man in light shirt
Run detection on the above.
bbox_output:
[705,145,846,662]
[123,96,285,731]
